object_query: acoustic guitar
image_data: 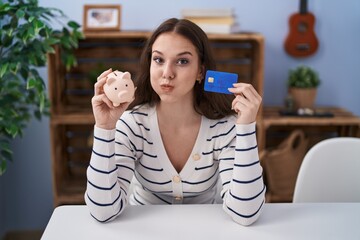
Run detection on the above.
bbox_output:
[284,0,319,57]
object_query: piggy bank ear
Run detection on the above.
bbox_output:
[106,77,116,85]
[123,72,132,79]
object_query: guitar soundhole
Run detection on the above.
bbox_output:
[297,22,308,33]
[296,43,310,51]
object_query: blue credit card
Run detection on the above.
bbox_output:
[204,70,238,94]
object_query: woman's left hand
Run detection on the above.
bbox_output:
[228,83,262,124]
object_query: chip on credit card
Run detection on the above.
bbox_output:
[204,70,238,94]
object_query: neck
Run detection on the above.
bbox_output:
[156,100,200,128]
[300,0,308,14]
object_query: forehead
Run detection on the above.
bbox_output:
[152,32,198,56]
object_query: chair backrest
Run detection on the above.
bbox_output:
[293,137,360,203]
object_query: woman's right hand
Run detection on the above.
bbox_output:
[91,68,132,130]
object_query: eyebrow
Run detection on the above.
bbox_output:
[152,50,193,56]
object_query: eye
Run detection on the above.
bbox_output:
[177,58,189,65]
[115,87,117,90]
[153,56,164,64]
[125,84,128,87]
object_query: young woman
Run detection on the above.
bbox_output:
[86,18,265,226]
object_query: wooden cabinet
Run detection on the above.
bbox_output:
[47,31,265,206]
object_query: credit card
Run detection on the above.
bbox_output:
[204,70,238,94]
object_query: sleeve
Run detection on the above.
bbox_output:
[218,122,266,226]
[85,114,138,223]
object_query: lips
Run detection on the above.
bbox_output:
[160,84,174,92]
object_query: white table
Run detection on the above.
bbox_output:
[42,203,360,240]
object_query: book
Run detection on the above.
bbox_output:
[196,23,240,34]
[181,8,234,18]
[181,8,239,34]
[185,16,235,25]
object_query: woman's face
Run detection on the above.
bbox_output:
[150,32,203,104]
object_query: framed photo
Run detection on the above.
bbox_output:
[83,5,121,31]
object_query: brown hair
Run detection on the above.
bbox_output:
[128,18,234,119]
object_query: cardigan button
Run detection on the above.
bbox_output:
[193,153,201,161]
[173,175,181,183]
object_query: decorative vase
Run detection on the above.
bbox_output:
[288,87,317,109]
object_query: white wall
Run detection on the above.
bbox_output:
[1,0,359,236]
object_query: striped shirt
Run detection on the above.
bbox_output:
[85,104,266,226]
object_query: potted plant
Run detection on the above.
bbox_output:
[0,0,83,175]
[287,65,321,109]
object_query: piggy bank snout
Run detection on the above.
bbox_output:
[103,70,135,107]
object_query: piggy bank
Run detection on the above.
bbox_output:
[103,70,136,107]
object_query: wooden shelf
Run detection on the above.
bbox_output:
[258,106,360,151]
[50,113,95,125]
[258,106,360,202]
[83,30,264,41]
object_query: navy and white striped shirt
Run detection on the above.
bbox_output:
[85,104,265,225]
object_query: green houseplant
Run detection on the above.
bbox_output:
[287,65,321,109]
[0,0,83,175]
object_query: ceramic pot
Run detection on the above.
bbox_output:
[289,87,317,109]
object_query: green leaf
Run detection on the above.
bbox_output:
[16,9,25,18]
[27,78,37,89]
[33,19,45,34]
[5,124,19,138]
[0,4,12,13]
[28,16,35,22]
[0,160,7,176]
[46,37,60,45]
[39,92,45,113]
[43,44,55,54]
[1,150,12,162]
[0,62,9,78]
[0,140,12,154]
[68,21,80,29]
[28,25,35,38]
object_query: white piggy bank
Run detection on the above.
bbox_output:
[103,70,136,107]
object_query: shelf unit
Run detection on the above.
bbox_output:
[47,31,265,206]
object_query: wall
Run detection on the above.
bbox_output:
[1,0,359,237]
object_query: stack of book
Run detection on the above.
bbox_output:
[181,8,239,34]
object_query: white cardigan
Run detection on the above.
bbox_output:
[85,104,265,225]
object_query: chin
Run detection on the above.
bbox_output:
[158,95,177,103]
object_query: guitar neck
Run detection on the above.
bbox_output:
[300,0,308,14]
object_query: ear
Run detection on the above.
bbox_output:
[197,65,205,81]
[123,71,132,79]
[106,77,116,85]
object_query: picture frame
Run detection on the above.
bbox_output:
[83,4,121,31]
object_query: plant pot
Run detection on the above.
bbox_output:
[289,87,317,109]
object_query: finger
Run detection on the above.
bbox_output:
[94,77,107,95]
[92,94,113,109]
[97,68,112,81]
[119,101,131,112]
[232,100,246,113]
[101,95,114,108]
[229,84,261,105]
[245,84,262,102]
[231,94,248,109]
[228,83,250,97]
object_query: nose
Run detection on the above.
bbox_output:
[162,62,175,80]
